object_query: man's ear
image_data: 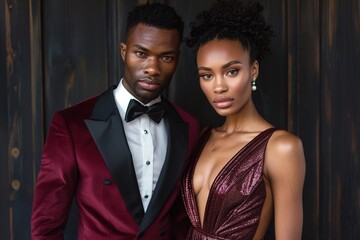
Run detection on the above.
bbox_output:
[120,42,126,61]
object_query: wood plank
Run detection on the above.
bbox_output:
[287,0,321,239]
[0,0,11,238]
[42,0,109,130]
[0,0,43,239]
[320,0,360,238]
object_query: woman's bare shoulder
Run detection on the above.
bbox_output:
[264,129,305,178]
[268,130,303,154]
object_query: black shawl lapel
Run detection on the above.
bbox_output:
[84,86,144,225]
[138,98,189,234]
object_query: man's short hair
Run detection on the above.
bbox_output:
[126,2,184,40]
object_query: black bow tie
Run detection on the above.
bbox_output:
[125,99,166,123]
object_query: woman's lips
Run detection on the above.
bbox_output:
[213,98,234,108]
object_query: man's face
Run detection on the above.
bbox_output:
[120,23,181,104]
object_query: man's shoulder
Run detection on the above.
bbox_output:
[172,103,196,122]
[162,98,195,122]
[59,86,115,116]
[58,95,99,117]
[165,100,199,133]
[167,101,200,150]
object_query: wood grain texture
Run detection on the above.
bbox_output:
[286,0,321,239]
[0,0,11,238]
[42,0,109,130]
[0,0,43,239]
[320,0,360,239]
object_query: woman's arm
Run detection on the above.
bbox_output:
[265,130,306,240]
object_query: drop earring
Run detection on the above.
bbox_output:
[251,79,257,91]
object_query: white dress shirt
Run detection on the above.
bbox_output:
[113,79,168,211]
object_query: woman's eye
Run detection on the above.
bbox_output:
[200,73,212,80]
[227,69,239,76]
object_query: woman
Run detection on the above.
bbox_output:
[182,1,306,239]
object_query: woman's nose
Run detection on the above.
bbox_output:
[214,77,227,93]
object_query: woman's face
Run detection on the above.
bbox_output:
[196,39,258,116]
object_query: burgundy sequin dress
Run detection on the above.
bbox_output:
[182,127,276,240]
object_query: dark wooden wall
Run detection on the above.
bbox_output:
[0,0,359,239]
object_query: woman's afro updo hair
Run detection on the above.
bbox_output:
[186,0,274,62]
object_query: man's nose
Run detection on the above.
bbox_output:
[144,57,160,76]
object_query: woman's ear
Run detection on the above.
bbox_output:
[251,60,259,80]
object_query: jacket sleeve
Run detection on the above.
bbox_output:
[31,112,78,239]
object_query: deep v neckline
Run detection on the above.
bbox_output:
[190,127,274,229]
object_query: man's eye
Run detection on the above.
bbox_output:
[135,51,146,57]
[161,56,174,62]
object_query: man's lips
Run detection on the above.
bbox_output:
[213,97,234,108]
[138,78,160,91]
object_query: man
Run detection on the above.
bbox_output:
[31,2,199,239]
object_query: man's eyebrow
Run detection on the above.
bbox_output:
[133,44,179,55]
[133,44,149,52]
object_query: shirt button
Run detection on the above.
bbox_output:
[144,130,148,134]
[144,195,149,199]
[160,228,166,236]
[146,160,151,165]
[103,179,111,185]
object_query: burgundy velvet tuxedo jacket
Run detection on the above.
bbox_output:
[31,86,199,239]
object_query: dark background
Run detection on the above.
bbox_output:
[1,0,359,239]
